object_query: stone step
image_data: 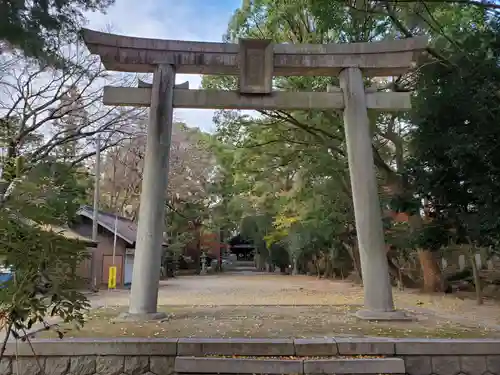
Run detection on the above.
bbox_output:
[234,260,255,267]
[175,356,405,374]
[234,266,258,271]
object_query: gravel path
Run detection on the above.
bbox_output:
[7,272,500,341]
[88,273,500,330]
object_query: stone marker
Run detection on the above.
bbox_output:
[459,254,466,270]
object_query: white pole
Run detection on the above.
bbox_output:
[111,140,118,267]
[91,135,101,241]
[108,212,118,294]
[113,213,118,265]
[91,135,101,290]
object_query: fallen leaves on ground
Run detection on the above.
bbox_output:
[37,305,500,340]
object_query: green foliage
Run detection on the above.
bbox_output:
[408,20,500,249]
[7,161,91,225]
[0,214,91,340]
[240,215,273,257]
[206,140,250,234]
[412,222,450,251]
[205,0,362,272]
[388,195,420,216]
[0,0,114,62]
[0,156,23,183]
[167,232,195,256]
[269,242,290,270]
[0,153,92,343]
[202,0,500,284]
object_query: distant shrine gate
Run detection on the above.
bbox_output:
[83,29,426,321]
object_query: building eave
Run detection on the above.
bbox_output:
[76,208,136,245]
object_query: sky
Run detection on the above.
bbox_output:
[85,0,242,133]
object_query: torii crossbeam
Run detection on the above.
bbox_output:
[82,28,426,321]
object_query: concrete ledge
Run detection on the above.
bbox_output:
[395,339,500,355]
[3,338,178,356]
[2,338,500,358]
[294,338,338,356]
[303,358,405,374]
[175,357,303,374]
[178,338,295,356]
[336,337,395,355]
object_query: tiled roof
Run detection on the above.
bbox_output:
[13,213,98,247]
[40,224,98,247]
[77,206,138,245]
[76,206,168,247]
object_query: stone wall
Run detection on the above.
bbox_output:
[1,338,500,375]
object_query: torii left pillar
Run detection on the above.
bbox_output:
[124,64,175,320]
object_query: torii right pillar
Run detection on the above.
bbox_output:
[339,67,408,320]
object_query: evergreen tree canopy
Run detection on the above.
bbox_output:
[0,0,114,61]
[409,21,500,247]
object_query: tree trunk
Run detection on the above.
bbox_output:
[470,253,483,305]
[194,225,202,275]
[256,253,267,271]
[323,255,335,278]
[407,214,446,292]
[292,256,298,275]
[387,257,418,288]
[467,244,483,305]
[343,242,362,282]
[418,249,445,292]
[313,255,321,278]
[322,255,330,278]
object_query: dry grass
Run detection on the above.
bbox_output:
[38,305,500,340]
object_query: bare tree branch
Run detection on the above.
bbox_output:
[0,46,146,203]
[98,122,215,220]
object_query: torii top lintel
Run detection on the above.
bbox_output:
[82,28,427,77]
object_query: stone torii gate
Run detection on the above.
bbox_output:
[83,29,426,321]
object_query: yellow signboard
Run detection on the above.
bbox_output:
[108,266,117,289]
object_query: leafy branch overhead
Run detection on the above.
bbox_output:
[1,0,114,62]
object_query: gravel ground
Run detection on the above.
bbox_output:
[28,272,496,339]
[41,304,499,339]
[89,273,500,328]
